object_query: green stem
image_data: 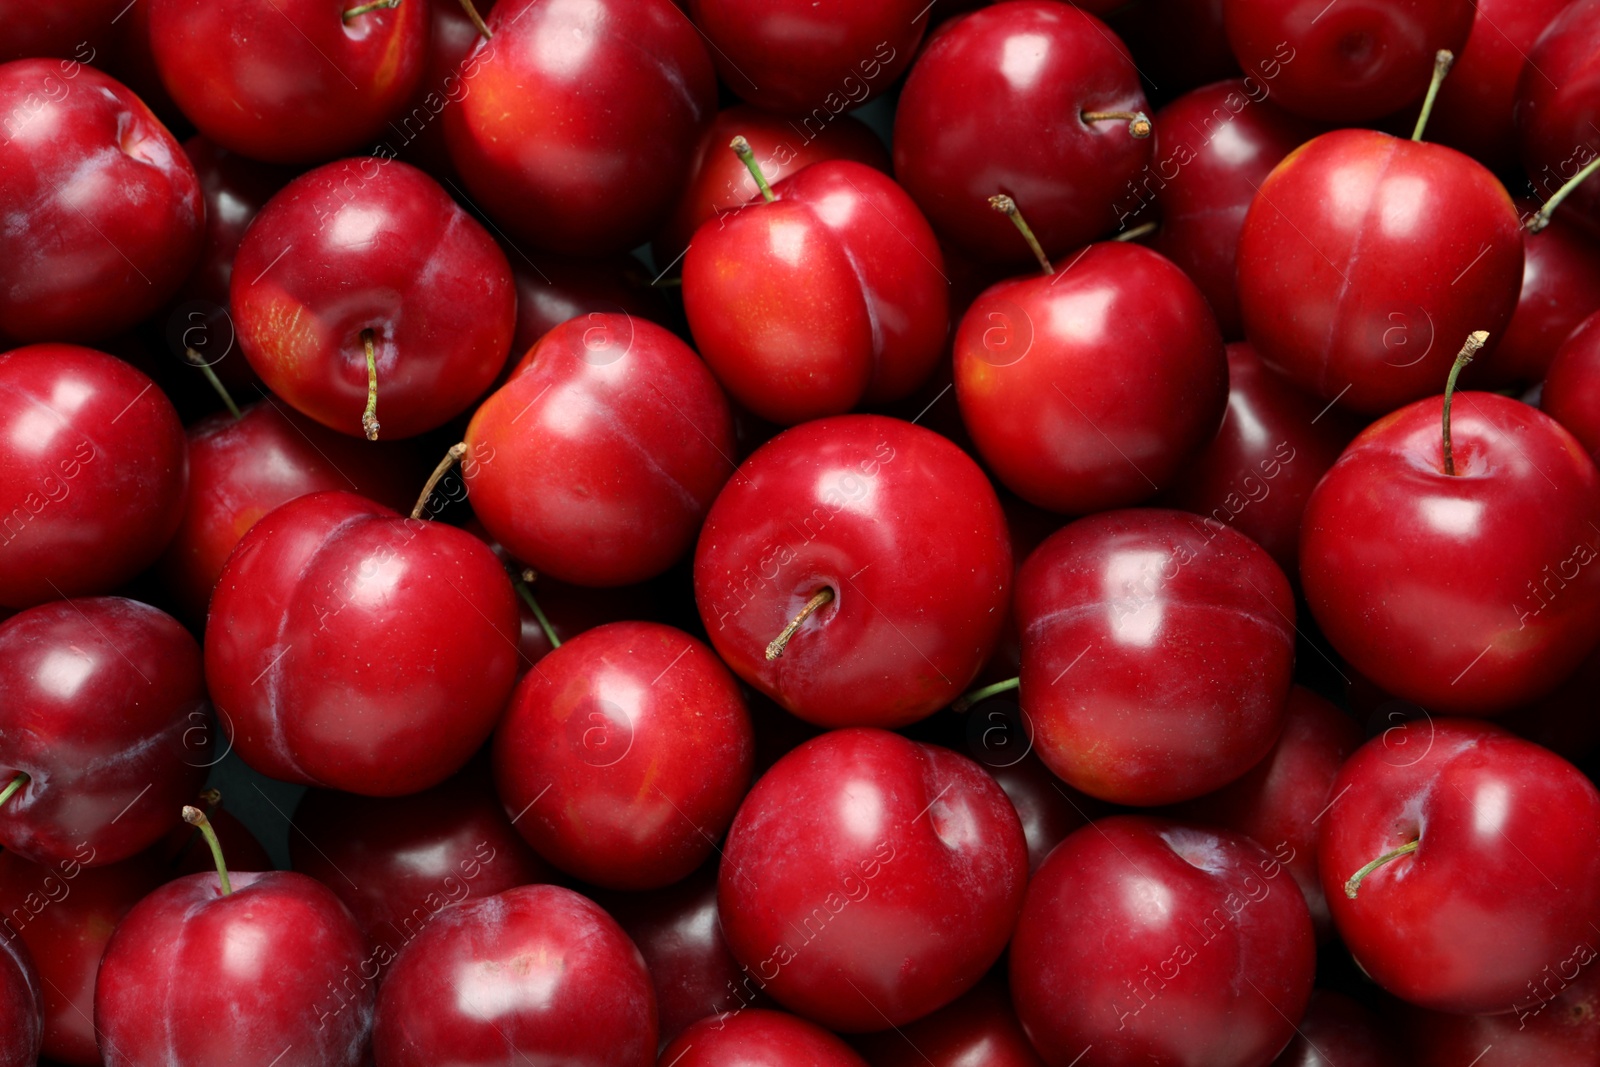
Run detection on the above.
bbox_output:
[361,328,380,441]
[766,587,834,661]
[1344,838,1420,899]
[186,348,241,420]
[1528,154,1600,233]
[989,194,1054,275]
[1442,330,1489,476]
[952,676,1020,713]
[343,0,399,18]
[729,136,776,203]
[0,773,27,808]
[1410,49,1455,142]
[182,805,233,896]
[1082,110,1152,139]
[412,442,467,520]
[1115,220,1158,243]
[515,569,560,650]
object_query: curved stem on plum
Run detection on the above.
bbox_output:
[170,789,224,871]
[456,0,491,38]
[1441,330,1489,476]
[182,805,233,896]
[1115,220,1158,243]
[342,0,399,19]
[412,442,468,520]
[360,328,381,441]
[1410,49,1455,142]
[729,136,776,203]
[952,676,1020,713]
[514,568,561,650]
[989,194,1054,275]
[0,773,27,809]
[185,347,241,420]
[766,586,835,661]
[1343,838,1420,898]
[1082,110,1152,139]
[1528,155,1600,233]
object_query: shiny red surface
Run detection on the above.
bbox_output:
[694,415,1011,729]
[205,491,521,795]
[0,344,187,607]
[493,622,753,890]
[1517,0,1600,241]
[0,60,202,343]
[465,314,734,587]
[148,0,426,164]
[853,977,1045,1067]
[718,728,1028,1032]
[1544,309,1600,461]
[684,161,947,424]
[954,242,1228,515]
[443,0,715,256]
[373,884,657,1067]
[1487,204,1600,386]
[662,1009,870,1067]
[508,255,670,368]
[1319,720,1600,1014]
[96,871,373,1067]
[0,599,206,867]
[1011,816,1315,1067]
[232,158,515,440]
[894,1,1153,265]
[1223,0,1473,122]
[1016,509,1296,806]
[1301,392,1600,714]
[983,749,1091,874]
[1393,960,1600,1065]
[0,927,39,1067]
[1236,128,1524,414]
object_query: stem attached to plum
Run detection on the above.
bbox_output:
[1115,220,1158,243]
[412,442,468,521]
[1082,110,1152,139]
[514,568,561,650]
[343,0,399,19]
[361,329,380,441]
[182,805,233,896]
[730,136,776,203]
[1343,838,1420,898]
[0,773,27,809]
[170,790,224,871]
[456,0,491,37]
[766,587,834,661]
[1410,49,1455,142]
[952,676,1020,713]
[1527,154,1600,233]
[989,194,1054,275]
[1441,330,1490,476]
[186,348,241,420]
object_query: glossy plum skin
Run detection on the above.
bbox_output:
[655,105,891,265]
[694,416,1012,729]
[718,729,1028,1032]
[1517,0,1600,241]
[465,314,735,587]
[232,159,515,440]
[1301,392,1600,715]
[205,491,521,795]
[508,255,671,367]
[0,849,165,1066]
[0,920,41,1067]
[662,1009,870,1067]
[1160,343,1356,581]
[852,977,1046,1067]
[443,0,715,256]
[1149,80,1320,338]
[1488,204,1600,386]
[0,60,203,343]
[1223,0,1473,123]
[683,0,924,115]
[1236,129,1524,414]
[1016,509,1296,807]
[954,242,1228,515]
[96,871,373,1067]
[0,599,207,868]
[1174,686,1363,942]
[1393,961,1600,1065]
[148,0,426,164]
[894,1,1153,265]
[684,161,947,424]
[289,771,552,954]
[0,344,187,608]
[1319,720,1600,1015]
[1543,309,1600,460]
[372,884,657,1067]
[155,401,417,623]
[493,622,753,890]
[1010,816,1315,1067]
